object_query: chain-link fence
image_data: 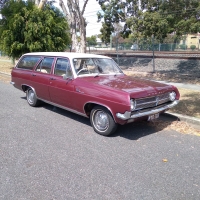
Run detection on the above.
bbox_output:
[87,42,200,52]
[87,40,200,83]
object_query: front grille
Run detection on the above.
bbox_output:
[134,92,171,111]
[131,102,171,115]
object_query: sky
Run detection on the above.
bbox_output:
[82,0,102,37]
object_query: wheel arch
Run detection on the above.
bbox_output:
[21,84,39,98]
[84,102,117,123]
[22,84,35,93]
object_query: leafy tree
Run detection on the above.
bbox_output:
[0,0,71,59]
[97,0,200,42]
[86,35,97,46]
[100,22,114,44]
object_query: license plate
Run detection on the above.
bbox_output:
[148,113,159,121]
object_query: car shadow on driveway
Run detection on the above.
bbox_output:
[112,113,180,140]
[20,96,91,126]
[42,103,91,126]
[21,96,180,140]
[41,102,160,139]
[43,102,180,140]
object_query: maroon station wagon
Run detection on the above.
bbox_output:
[11,52,180,136]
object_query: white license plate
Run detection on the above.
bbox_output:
[148,113,159,121]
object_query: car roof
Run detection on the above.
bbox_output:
[23,52,110,59]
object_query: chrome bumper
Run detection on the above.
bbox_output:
[116,100,179,120]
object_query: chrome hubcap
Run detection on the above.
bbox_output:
[28,90,34,104]
[93,110,109,131]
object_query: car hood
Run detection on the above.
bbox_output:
[80,75,174,98]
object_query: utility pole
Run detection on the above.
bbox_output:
[152,34,155,73]
[116,36,119,65]
[110,34,112,50]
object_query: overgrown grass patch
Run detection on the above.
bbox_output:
[170,88,200,118]
[0,58,14,74]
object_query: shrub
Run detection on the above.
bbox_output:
[179,44,187,50]
[190,45,196,50]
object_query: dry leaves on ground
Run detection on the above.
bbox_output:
[124,71,200,85]
[149,119,200,136]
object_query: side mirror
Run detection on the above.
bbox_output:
[63,74,73,81]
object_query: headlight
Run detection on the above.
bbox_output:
[169,91,176,101]
[130,99,136,111]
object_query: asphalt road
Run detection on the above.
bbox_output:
[0,81,200,200]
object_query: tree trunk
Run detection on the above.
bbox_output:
[35,0,40,6]
[79,17,86,53]
[38,0,47,9]
[35,0,88,53]
[59,0,88,53]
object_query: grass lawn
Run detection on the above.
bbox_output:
[170,88,200,118]
[0,57,14,74]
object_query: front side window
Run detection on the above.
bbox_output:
[17,56,41,70]
[73,58,122,76]
[36,57,54,74]
[54,58,72,77]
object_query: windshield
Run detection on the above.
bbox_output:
[73,58,123,76]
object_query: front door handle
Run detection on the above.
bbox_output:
[31,74,36,76]
[50,77,56,80]
[75,87,84,94]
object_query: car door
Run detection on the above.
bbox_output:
[31,57,55,101]
[48,58,75,109]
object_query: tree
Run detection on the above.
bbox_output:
[86,35,97,46]
[35,0,89,53]
[97,0,200,42]
[0,0,70,59]
[58,0,89,53]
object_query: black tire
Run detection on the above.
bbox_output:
[26,88,40,107]
[90,106,118,136]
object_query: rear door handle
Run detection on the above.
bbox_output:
[31,74,36,76]
[50,77,56,80]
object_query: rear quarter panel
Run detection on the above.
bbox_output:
[11,68,32,91]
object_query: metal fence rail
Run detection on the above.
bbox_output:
[90,51,200,80]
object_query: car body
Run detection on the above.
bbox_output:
[11,52,180,136]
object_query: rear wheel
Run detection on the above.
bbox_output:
[90,106,118,136]
[26,88,40,107]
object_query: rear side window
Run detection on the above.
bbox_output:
[36,57,54,74]
[17,56,41,70]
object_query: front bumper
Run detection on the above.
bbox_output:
[116,100,179,120]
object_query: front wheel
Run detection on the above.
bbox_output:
[90,106,118,136]
[26,88,40,107]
